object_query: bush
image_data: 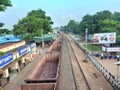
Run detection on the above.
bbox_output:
[0,52,5,56]
[85,44,101,52]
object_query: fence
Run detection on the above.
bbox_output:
[74,40,120,89]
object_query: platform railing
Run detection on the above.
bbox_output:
[74,40,119,89]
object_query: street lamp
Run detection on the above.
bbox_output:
[41,29,44,49]
[86,28,88,47]
[69,28,70,34]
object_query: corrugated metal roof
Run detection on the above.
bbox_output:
[33,34,58,42]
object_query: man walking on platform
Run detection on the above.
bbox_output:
[101,53,104,60]
[116,54,120,61]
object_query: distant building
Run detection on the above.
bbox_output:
[52,27,60,33]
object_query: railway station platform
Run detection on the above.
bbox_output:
[78,41,120,83]
[76,41,120,89]
[94,56,120,81]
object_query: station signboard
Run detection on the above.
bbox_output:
[102,46,107,51]
[102,46,120,52]
[30,43,36,49]
[0,53,13,68]
[107,47,120,52]
[93,32,116,44]
[18,46,28,56]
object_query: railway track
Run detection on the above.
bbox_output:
[58,34,113,90]
[65,35,90,90]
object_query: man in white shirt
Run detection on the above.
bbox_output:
[116,54,120,61]
[101,53,104,60]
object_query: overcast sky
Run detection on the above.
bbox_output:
[0,0,120,29]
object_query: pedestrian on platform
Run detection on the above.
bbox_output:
[104,53,107,59]
[95,51,99,57]
[116,54,120,61]
[101,53,104,60]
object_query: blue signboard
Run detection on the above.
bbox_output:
[0,53,13,68]
[30,43,36,49]
[18,46,28,56]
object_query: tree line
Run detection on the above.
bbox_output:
[61,10,120,45]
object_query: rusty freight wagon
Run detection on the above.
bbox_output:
[19,34,63,90]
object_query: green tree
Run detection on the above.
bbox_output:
[13,9,53,42]
[61,20,79,34]
[67,20,79,34]
[61,10,120,46]
[0,52,5,56]
[78,10,113,35]
[0,23,4,27]
[116,36,120,46]
[100,19,120,33]
[0,28,11,35]
[112,12,120,22]
[0,0,12,11]
[78,14,95,35]
[95,10,112,21]
[60,25,69,33]
[0,0,12,28]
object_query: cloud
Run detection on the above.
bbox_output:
[61,14,76,20]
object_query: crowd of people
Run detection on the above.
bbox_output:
[95,51,120,61]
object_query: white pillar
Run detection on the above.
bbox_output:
[3,69,9,78]
[41,29,44,48]
[86,28,88,47]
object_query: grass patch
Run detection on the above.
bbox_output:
[0,51,5,56]
[84,44,102,53]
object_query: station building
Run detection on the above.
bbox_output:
[0,41,36,87]
[0,33,58,87]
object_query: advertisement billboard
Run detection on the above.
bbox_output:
[102,46,120,52]
[107,47,120,52]
[93,32,116,44]
[0,53,13,68]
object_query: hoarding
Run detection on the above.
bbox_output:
[18,46,28,56]
[107,47,120,52]
[0,53,13,68]
[93,32,116,44]
[102,46,107,51]
[102,46,120,52]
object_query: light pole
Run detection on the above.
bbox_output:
[86,28,88,47]
[41,29,44,49]
[68,28,70,33]
[117,65,119,81]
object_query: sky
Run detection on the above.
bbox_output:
[0,0,120,29]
